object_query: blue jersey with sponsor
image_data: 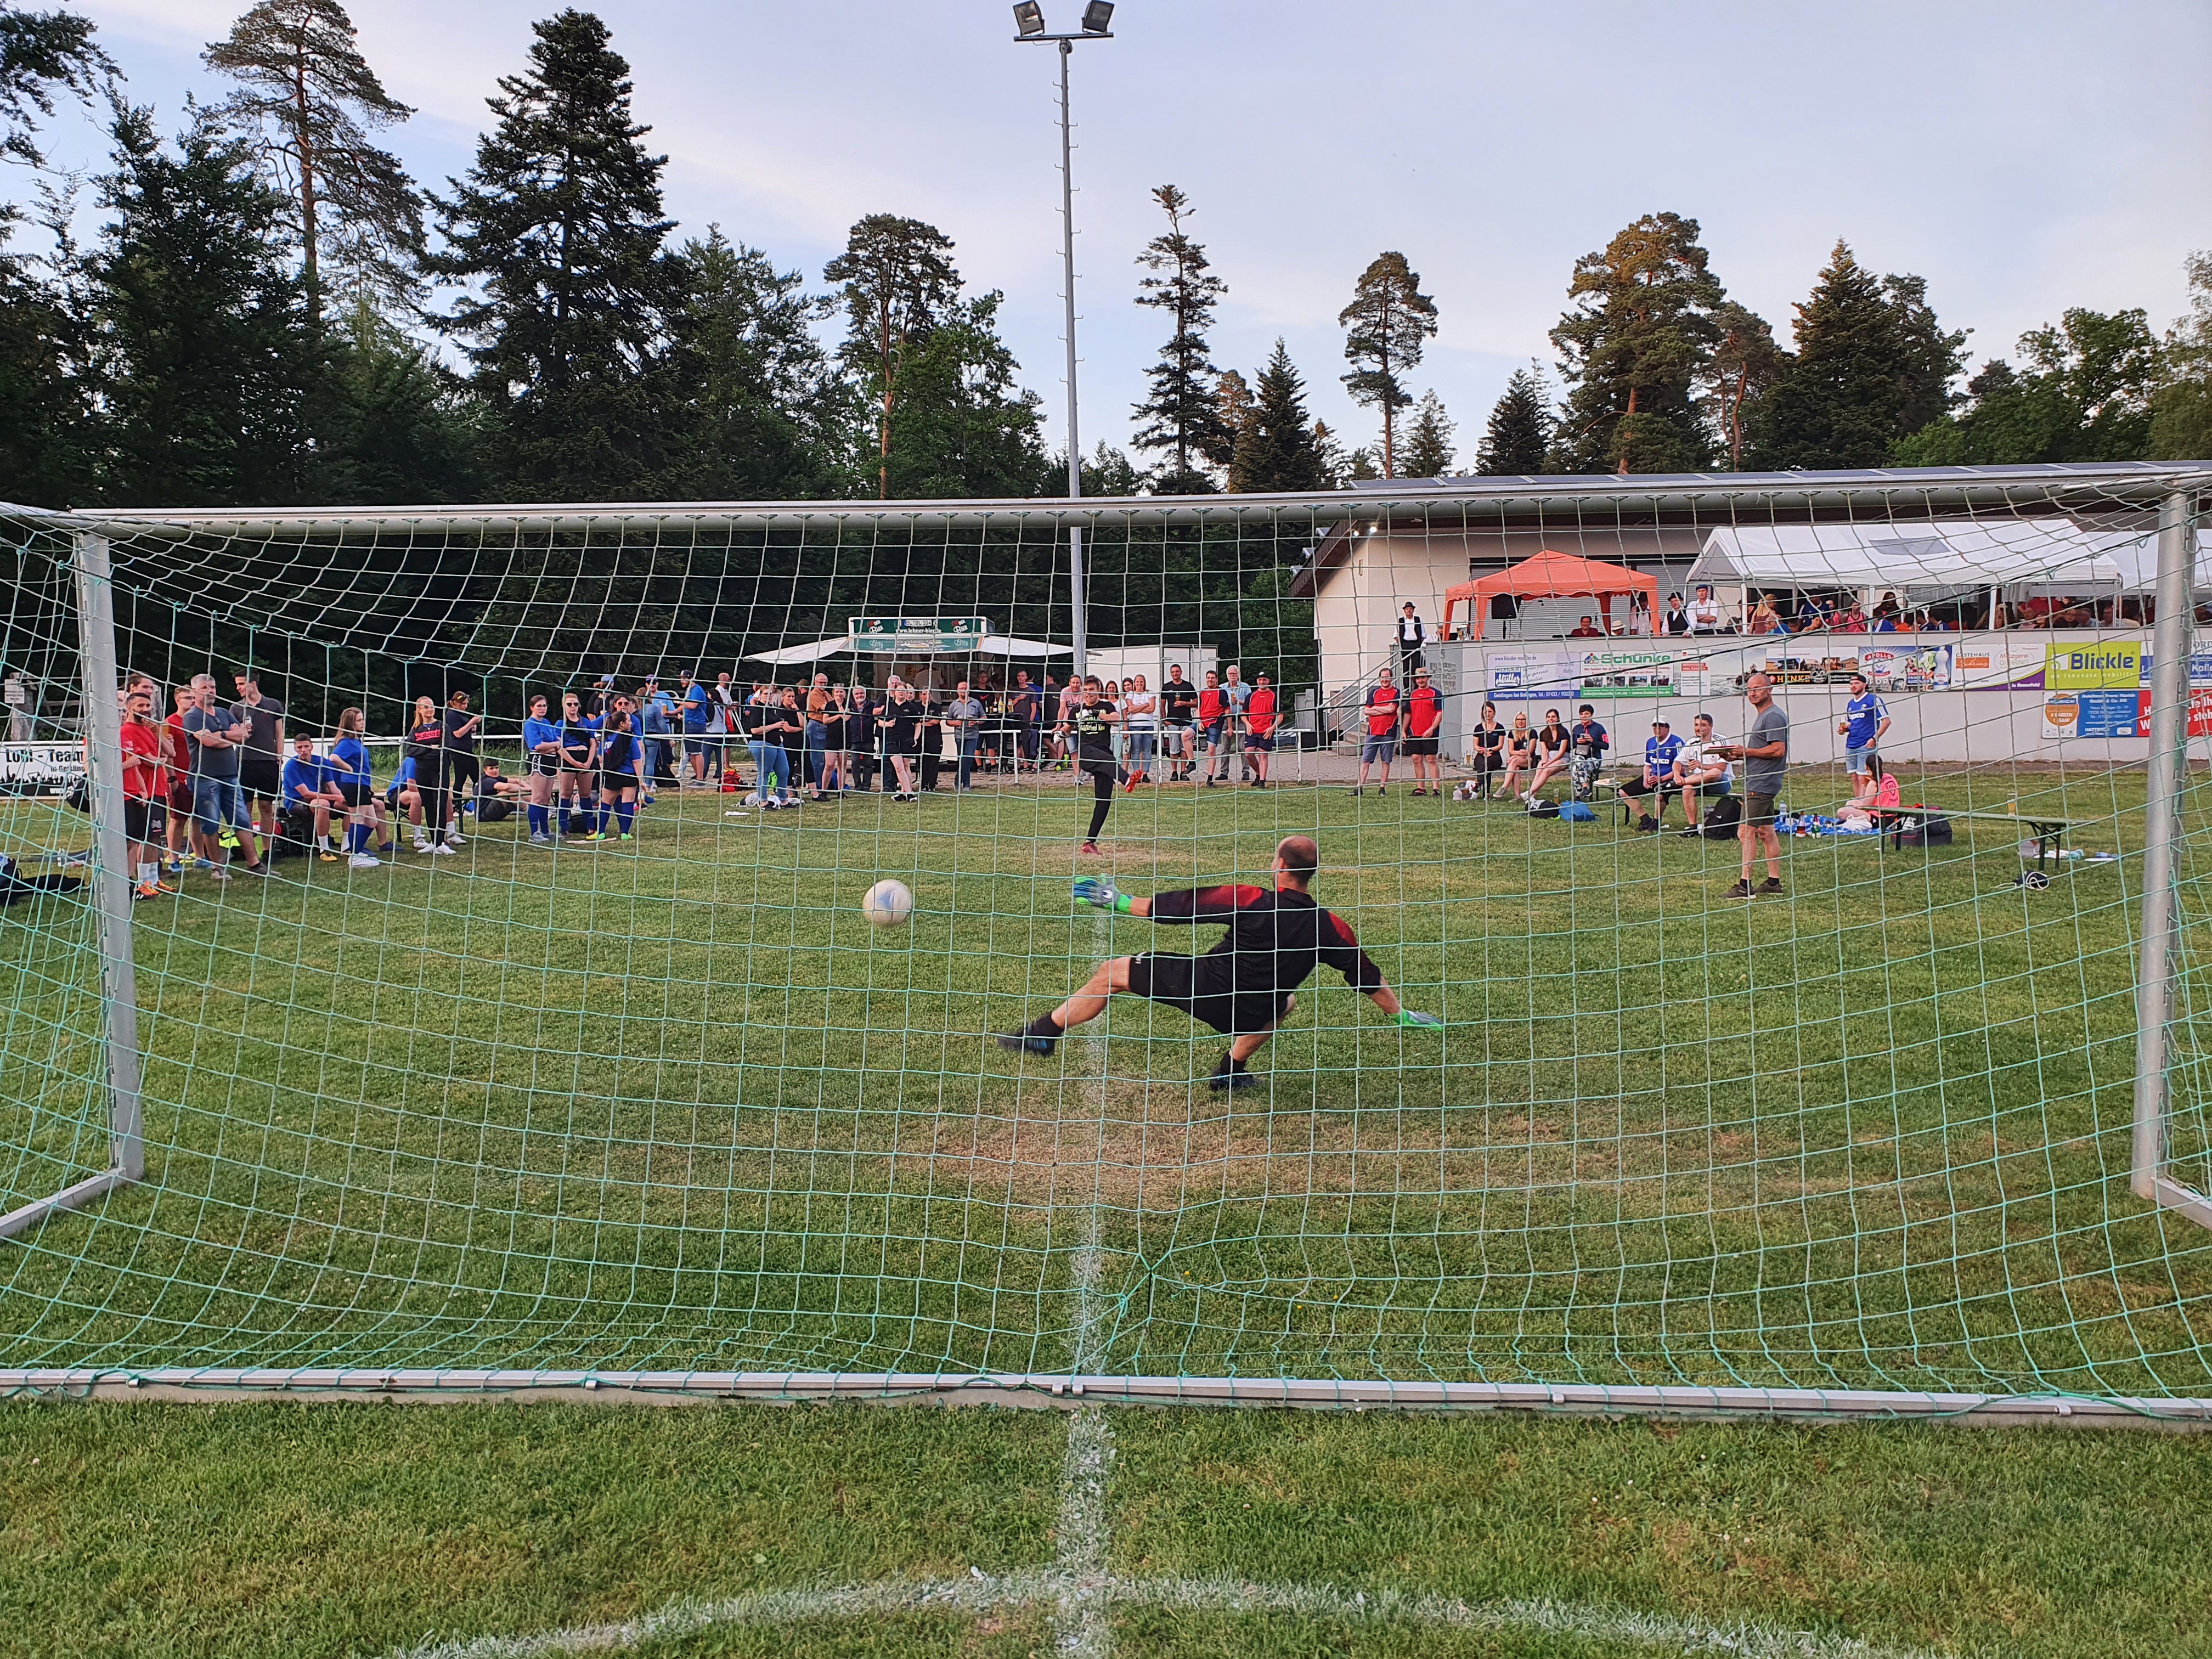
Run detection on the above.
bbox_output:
[1644,733,1683,775]
[280,755,328,799]
[1844,691,1888,747]
[331,733,372,787]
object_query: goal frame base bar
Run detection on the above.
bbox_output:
[4,1369,2207,1427]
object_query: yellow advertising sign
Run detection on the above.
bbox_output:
[2044,642,2141,690]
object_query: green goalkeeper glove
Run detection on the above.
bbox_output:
[1073,877,1132,913]
[1394,1009,1443,1029]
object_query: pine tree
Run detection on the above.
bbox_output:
[1548,212,1724,474]
[1753,240,1966,470]
[427,9,683,499]
[88,104,316,506]
[0,2,112,168]
[1312,420,1346,487]
[878,291,1049,499]
[1397,390,1455,478]
[1228,340,1327,494]
[1702,302,1786,470]
[672,225,845,498]
[823,213,960,499]
[204,0,421,318]
[1130,183,1226,494]
[1211,367,1254,469]
[1339,251,1437,477]
[314,296,485,503]
[1475,364,1551,474]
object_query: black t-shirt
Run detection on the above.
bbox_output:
[1473,724,1505,754]
[1152,884,1384,998]
[442,706,477,754]
[772,705,805,753]
[819,704,848,745]
[886,696,922,753]
[406,719,445,772]
[1536,721,1571,755]
[1070,698,1117,763]
[1160,680,1199,724]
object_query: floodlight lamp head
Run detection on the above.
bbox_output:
[1013,2,1046,36]
[1081,1,1115,32]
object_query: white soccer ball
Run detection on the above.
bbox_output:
[861,878,915,928]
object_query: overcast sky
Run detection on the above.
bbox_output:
[53,0,2212,469]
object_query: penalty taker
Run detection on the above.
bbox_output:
[996,834,1441,1090]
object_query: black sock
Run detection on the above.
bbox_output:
[1024,1012,1065,1040]
[1211,1051,1246,1076]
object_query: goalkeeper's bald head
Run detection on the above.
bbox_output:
[1275,836,1319,887]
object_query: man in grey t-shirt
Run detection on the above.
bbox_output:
[946,681,986,791]
[1714,671,1788,898]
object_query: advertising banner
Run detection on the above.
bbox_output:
[1488,647,1683,700]
[849,617,988,654]
[2044,641,2141,689]
[2041,689,2143,739]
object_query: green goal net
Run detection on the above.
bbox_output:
[3,464,2210,1407]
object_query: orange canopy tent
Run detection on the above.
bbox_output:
[1442,549,1658,639]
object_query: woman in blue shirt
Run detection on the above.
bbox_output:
[557,691,598,836]
[330,706,392,865]
[521,693,562,845]
[589,702,644,842]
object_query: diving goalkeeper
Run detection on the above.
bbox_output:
[996,834,1440,1090]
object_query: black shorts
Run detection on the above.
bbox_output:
[240,759,281,802]
[528,752,559,776]
[1403,735,1439,757]
[123,796,165,844]
[1128,952,1290,1036]
[600,769,636,793]
[1243,732,1275,752]
[338,781,373,809]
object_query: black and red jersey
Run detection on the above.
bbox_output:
[1150,884,1383,996]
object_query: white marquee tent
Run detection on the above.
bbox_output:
[742,633,1071,667]
[1685,518,2128,596]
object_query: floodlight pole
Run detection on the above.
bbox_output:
[1018,20,1113,681]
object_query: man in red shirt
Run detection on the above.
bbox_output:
[1242,672,1279,788]
[1354,667,1401,796]
[1402,668,1444,795]
[1195,668,1231,788]
[118,682,169,898]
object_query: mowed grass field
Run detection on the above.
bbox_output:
[2,761,2211,1395]
[2,1398,2209,1659]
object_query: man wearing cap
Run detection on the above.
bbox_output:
[1617,715,1684,832]
[1394,602,1427,675]
[1661,592,1692,636]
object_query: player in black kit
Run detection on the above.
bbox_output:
[1062,674,1122,854]
[996,834,1441,1089]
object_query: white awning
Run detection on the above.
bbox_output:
[1687,520,2125,592]
[742,635,855,665]
[742,633,1073,665]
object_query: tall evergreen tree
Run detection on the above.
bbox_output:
[1210,366,1254,470]
[88,104,316,506]
[1752,240,1966,469]
[824,213,960,499]
[1702,300,1785,470]
[1130,183,1226,493]
[672,225,845,498]
[427,9,682,499]
[204,0,421,318]
[2152,251,2212,462]
[0,2,112,168]
[1397,389,1455,478]
[313,296,486,502]
[1475,364,1551,475]
[1339,250,1437,477]
[0,183,91,506]
[1228,338,1326,493]
[1548,211,1723,474]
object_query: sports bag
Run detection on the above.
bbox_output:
[1559,800,1596,822]
[1894,810,1953,848]
[1700,794,1743,839]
